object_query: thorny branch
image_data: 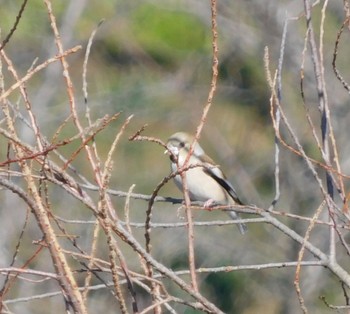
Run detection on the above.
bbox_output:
[1,1,350,313]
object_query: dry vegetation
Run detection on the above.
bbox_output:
[1,0,350,313]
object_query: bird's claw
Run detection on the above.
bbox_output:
[203,199,216,210]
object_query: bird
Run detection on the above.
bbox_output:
[165,132,247,234]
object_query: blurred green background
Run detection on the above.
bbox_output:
[1,0,350,313]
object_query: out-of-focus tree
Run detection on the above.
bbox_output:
[0,0,350,313]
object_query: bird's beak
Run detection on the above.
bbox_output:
[164,145,179,162]
[165,145,178,156]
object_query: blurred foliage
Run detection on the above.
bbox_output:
[1,0,350,313]
[131,3,209,66]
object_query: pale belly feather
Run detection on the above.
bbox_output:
[173,166,228,204]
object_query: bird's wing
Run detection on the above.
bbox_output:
[202,163,244,205]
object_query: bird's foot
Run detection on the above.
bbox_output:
[203,199,216,210]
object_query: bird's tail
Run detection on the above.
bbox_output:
[227,211,248,235]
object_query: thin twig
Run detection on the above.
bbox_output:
[332,16,350,94]
[0,46,82,102]
[0,0,29,51]
[82,19,104,104]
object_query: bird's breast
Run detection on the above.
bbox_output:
[171,163,228,204]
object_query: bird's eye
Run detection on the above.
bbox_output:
[179,141,185,148]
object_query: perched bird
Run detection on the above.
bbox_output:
[166,132,247,234]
